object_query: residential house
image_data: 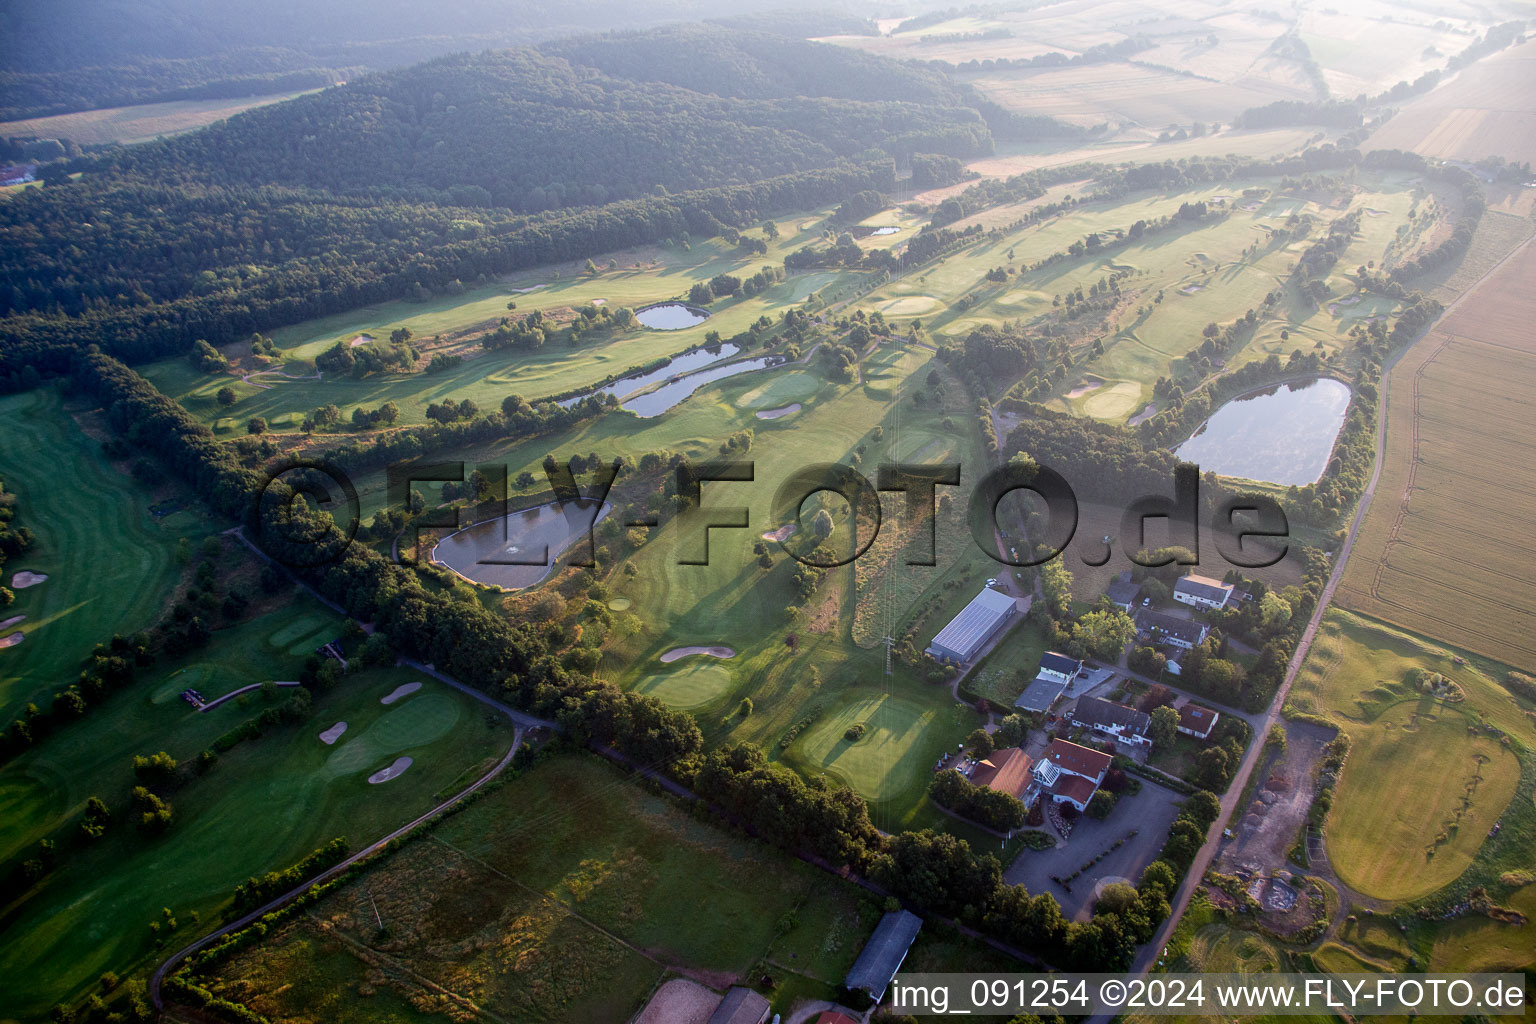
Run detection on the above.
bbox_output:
[969,747,1034,799]
[1173,574,1235,611]
[1028,738,1113,811]
[1070,696,1153,747]
[1138,609,1210,650]
[1105,575,1142,612]
[1177,703,1220,740]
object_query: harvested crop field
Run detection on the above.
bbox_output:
[1366,38,1536,165]
[1337,238,1536,671]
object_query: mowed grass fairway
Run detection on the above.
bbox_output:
[0,390,204,721]
[786,694,948,803]
[196,754,890,1022]
[140,212,865,432]
[1326,706,1519,901]
[1337,238,1536,672]
[1291,611,1534,907]
[0,600,512,1019]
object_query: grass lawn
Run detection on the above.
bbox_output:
[195,753,909,1022]
[1428,883,1536,971]
[784,692,958,804]
[0,600,514,1019]
[632,661,736,712]
[1326,705,1520,902]
[968,618,1052,707]
[0,390,207,722]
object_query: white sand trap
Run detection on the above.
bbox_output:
[0,632,23,649]
[10,571,48,589]
[381,681,422,705]
[882,295,940,316]
[1178,284,1204,295]
[755,403,801,420]
[348,333,375,348]
[590,297,606,305]
[1066,382,1101,399]
[367,756,413,784]
[0,615,24,630]
[762,523,797,543]
[319,721,348,745]
[1127,402,1159,426]
[659,645,736,664]
[1364,207,1388,217]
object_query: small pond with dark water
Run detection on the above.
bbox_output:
[1173,377,1351,485]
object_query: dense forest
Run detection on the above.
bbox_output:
[0,0,878,119]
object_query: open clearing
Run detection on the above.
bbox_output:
[1337,238,1536,672]
[194,754,896,1022]
[785,694,941,804]
[0,90,322,146]
[1326,705,1519,901]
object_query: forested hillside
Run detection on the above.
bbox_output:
[0,26,998,382]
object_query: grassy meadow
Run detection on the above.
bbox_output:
[192,753,912,1022]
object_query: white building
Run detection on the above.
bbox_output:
[1173,574,1235,611]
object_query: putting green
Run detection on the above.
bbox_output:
[632,662,733,712]
[323,692,462,776]
[287,626,335,657]
[1081,382,1144,420]
[881,295,940,316]
[789,695,936,803]
[607,597,632,611]
[736,371,821,409]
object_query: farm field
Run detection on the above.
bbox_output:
[187,753,906,1023]
[0,599,514,1020]
[1335,237,1536,672]
[1366,37,1536,166]
[0,90,324,146]
[140,213,867,433]
[1290,610,1534,907]
[0,389,206,721]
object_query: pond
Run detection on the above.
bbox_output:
[850,225,900,237]
[557,343,740,407]
[635,302,710,330]
[432,500,610,590]
[622,357,778,418]
[1174,377,1351,485]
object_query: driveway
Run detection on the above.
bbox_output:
[1005,779,1184,920]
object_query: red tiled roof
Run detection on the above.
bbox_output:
[1044,738,1111,781]
[1052,773,1098,806]
[970,747,1033,799]
[1178,703,1218,735]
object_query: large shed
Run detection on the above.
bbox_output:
[925,587,1017,663]
[844,909,923,1002]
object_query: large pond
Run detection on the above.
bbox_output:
[622,356,776,418]
[432,500,610,590]
[558,343,740,407]
[1174,377,1352,485]
[635,302,710,330]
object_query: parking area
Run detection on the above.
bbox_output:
[1004,779,1185,920]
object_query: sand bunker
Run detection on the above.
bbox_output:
[1363,207,1388,217]
[607,597,632,611]
[1127,402,1159,426]
[0,615,24,630]
[381,681,422,705]
[882,295,940,316]
[762,523,797,543]
[10,571,48,589]
[319,721,348,745]
[659,645,736,664]
[755,403,801,420]
[1240,201,1263,211]
[1066,382,1101,399]
[1178,284,1204,295]
[0,632,23,649]
[348,333,375,348]
[367,756,413,784]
